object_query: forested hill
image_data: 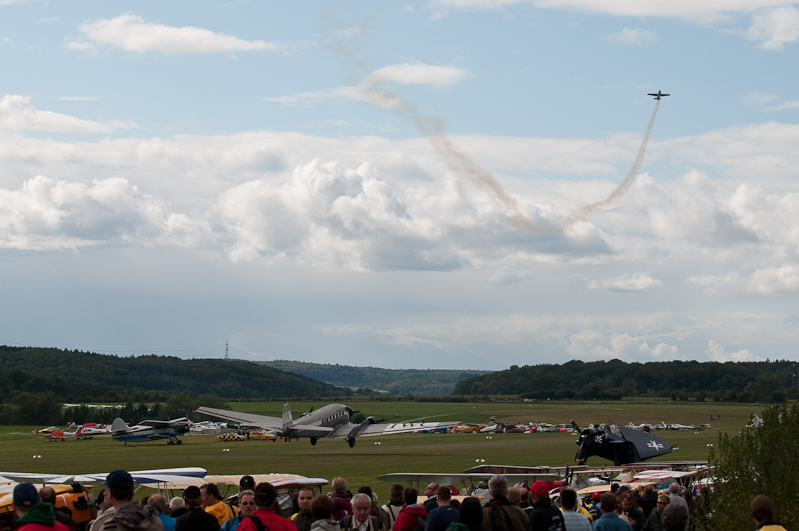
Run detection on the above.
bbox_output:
[0,346,347,402]
[453,359,798,402]
[259,360,488,395]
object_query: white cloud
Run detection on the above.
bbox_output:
[0,94,135,133]
[746,6,799,49]
[587,272,662,291]
[264,63,472,106]
[566,330,680,359]
[428,0,796,20]
[608,28,657,43]
[742,92,777,106]
[765,100,799,111]
[0,176,209,250]
[705,339,763,361]
[69,14,279,54]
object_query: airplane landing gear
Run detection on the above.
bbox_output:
[347,438,355,448]
[311,437,318,446]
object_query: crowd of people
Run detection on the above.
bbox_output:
[5,471,787,531]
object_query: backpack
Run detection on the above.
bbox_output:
[247,515,267,531]
[414,516,426,531]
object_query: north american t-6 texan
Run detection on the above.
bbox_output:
[197,403,461,447]
[647,90,670,100]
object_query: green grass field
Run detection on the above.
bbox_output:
[0,400,766,502]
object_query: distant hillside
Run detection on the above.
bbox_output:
[453,359,798,402]
[0,346,348,402]
[259,360,489,395]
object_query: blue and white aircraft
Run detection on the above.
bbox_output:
[110,417,191,445]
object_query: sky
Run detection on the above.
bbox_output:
[1,1,798,370]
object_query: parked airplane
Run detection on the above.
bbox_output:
[648,90,670,100]
[110,417,191,445]
[67,421,110,436]
[197,403,461,447]
[572,421,674,465]
[43,427,85,442]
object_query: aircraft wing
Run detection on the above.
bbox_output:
[378,473,561,485]
[618,426,672,460]
[0,467,207,485]
[345,421,461,438]
[196,407,283,430]
[288,425,335,437]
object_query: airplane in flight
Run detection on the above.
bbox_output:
[647,90,670,100]
[197,403,461,447]
[110,417,191,445]
[571,421,674,465]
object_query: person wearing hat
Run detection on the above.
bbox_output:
[98,470,164,531]
[482,475,531,531]
[587,492,602,521]
[12,482,70,531]
[227,476,255,512]
[526,480,562,531]
[175,486,220,531]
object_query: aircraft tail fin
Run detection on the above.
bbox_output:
[75,426,83,436]
[282,403,293,429]
[111,418,128,433]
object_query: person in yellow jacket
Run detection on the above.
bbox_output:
[202,484,236,526]
[751,495,787,531]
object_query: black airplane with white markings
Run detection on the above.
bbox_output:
[648,90,670,100]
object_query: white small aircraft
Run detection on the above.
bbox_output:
[0,467,207,485]
[197,403,461,447]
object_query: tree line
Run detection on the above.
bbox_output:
[453,359,798,402]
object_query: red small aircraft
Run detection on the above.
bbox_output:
[43,426,84,441]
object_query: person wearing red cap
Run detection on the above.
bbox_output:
[588,493,602,521]
[527,481,563,531]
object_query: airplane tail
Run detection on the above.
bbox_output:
[111,418,128,433]
[75,426,83,437]
[282,403,293,432]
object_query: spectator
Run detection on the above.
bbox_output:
[229,476,256,511]
[641,495,669,531]
[237,483,295,531]
[591,493,633,531]
[587,493,602,521]
[507,488,522,506]
[456,497,489,531]
[358,486,389,529]
[291,486,316,531]
[425,487,459,531]
[527,480,560,531]
[39,487,77,531]
[381,484,404,530]
[660,505,687,531]
[203,484,236,527]
[666,485,688,518]
[175,486,219,531]
[169,498,187,519]
[221,490,256,531]
[619,493,644,531]
[483,475,532,531]
[393,488,427,531]
[99,470,163,531]
[340,493,382,531]
[331,478,353,521]
[560,488,591,531]
[423,484,440,515]
[310,495,341,531]
[637,487,658,520]
[149,494,176,531]
[11,483,69,531]
[750,495,787,531]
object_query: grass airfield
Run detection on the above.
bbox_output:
[0,400,767,501]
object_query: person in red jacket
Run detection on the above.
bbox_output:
[392,488,427,531]
[12,483,69,531]
[237,483,295,531]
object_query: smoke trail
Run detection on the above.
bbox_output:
[356,73,558,233]
[562,100,660,230]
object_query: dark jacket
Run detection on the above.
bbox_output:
[339,515,382,530]
[102,502,164,531]
[175,507,220,531]
[527,499,563,531]
[483,497,532,531]
[641,510,664,531]
[291,511,315,531]
[637,495,658,520]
